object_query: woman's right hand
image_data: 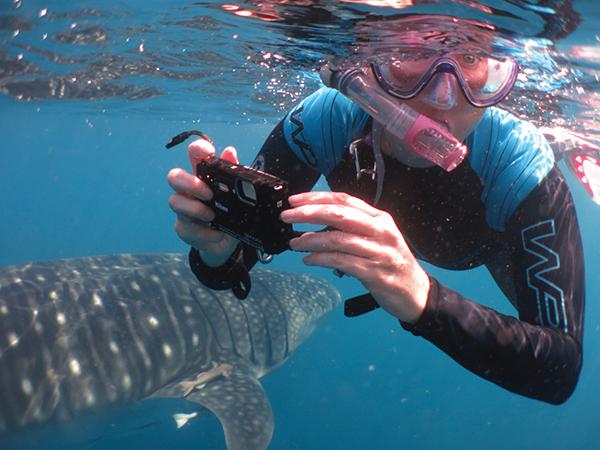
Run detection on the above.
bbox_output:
[167,138,240,266]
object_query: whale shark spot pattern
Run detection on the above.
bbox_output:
[0,253,340,450]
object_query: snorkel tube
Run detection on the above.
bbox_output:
[320,63,467,171]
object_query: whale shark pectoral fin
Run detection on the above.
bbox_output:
[185,364,274,450]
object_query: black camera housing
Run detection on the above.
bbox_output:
[196,157,295,255]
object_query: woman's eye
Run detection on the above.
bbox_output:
[462,54,477,64]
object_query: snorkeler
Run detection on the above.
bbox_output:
[168,16,586,404]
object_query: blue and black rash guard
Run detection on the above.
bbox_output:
[189,87,585,404]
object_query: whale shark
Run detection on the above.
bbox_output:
[0,253,340,449]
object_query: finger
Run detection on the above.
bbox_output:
[169,193,215,222]
[281,204,379,236]
[175,216,228,245]
[288,192,381,217]
[290,230,380,258]
[302,251,372,281]
[188,138,216,174]
[167,168,213,201]
[221,146,239,164]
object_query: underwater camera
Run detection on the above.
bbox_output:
[166,130,296,255]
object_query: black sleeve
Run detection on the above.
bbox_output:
[188,120,321,295]
[248,120,321,192]
[401,166,585,404]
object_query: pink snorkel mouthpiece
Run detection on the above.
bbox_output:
[320,63,467,171]
[401,111,467,171]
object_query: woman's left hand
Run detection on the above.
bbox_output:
[280,191,430,324]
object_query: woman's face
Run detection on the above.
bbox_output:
[402,71,486,142]
[378,70,486,168]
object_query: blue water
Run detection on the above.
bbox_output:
[2,1,600,449]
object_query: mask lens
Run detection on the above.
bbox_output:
[459,53,516,104]
[374,50,438,96]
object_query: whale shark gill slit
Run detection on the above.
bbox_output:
[254,275,291,367]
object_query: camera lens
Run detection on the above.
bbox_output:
[237,180,257,205]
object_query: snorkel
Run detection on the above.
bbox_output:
[320,62,467,172]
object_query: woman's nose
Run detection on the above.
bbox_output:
[421,72,459,110]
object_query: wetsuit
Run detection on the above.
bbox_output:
[189,87,585,404]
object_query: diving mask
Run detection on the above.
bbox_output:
[370,48,519,108]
